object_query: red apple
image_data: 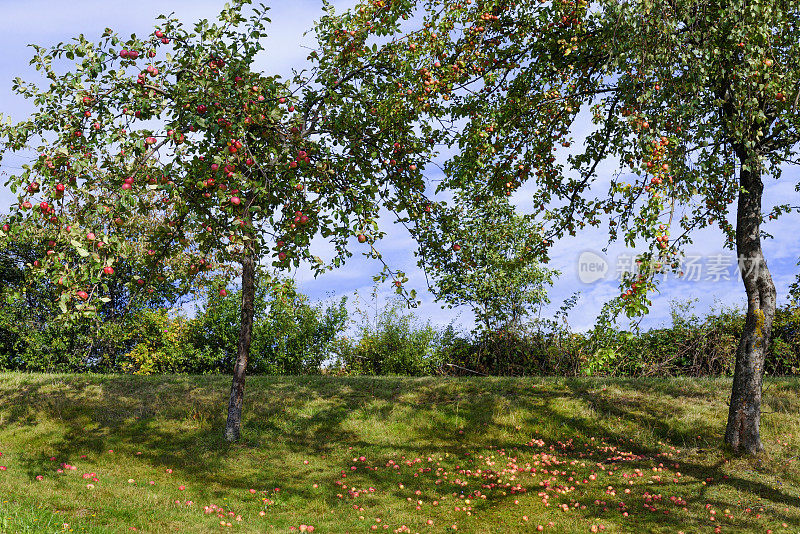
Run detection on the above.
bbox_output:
[86,232,96,241]
[357,234,367,243]
[103,266,114,275]
[231,196,241,206]
[219,289,228,297]
[77,290,89,300]
[145,136,157,145]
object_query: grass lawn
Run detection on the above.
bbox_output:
[0,374,798,533]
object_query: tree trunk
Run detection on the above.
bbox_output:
[724,160,777,454]
[224,240,257,443]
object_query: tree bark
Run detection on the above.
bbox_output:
[224,238,257,443]
[724,159,777,454]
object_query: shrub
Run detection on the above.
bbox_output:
[118,310,205,374]
[188,276,348,374]
[332,291,442,376]
[767,302,800,375]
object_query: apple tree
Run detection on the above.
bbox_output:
[323,0,800,454]
[0,0,446,441]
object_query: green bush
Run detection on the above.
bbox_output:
[332,292,443,376]
[767,302,800,375]
[188,277,348,375]
[434,319,586,377]
[434,300,798,378]
[578,300,798,377]
[0,242,181,372]
[117,310,206,374]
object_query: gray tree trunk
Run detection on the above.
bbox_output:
[724,159,777,454]
[224,239,256,443]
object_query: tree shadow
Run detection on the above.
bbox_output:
[0,374,798,531]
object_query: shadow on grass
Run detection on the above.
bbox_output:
[0,374,798,531]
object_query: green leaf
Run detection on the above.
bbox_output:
[70,240,90,257]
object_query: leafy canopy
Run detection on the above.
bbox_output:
[322,0,800,318]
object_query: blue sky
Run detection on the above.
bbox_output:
[0,1,798,334]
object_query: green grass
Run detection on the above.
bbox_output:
[0,374,798,533]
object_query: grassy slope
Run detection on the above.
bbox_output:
[0,374,798,533]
